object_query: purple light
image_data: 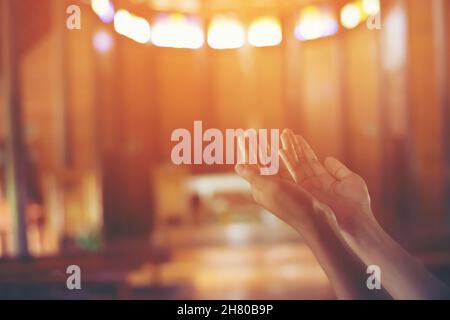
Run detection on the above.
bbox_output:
[93,30,114,53]
[92,0,115,23]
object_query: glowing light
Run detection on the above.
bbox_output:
[381,6,406,71]
[207,15,245,49]
[151,14,204,49]
[321,12,339,36]
[248,16,282,47]
[91,0,115,23]
[93,30,113,53]
[341,3,362,29]
[114,10,151,44]
[362,0,380,16]
[295,6,338,41]
[150,0,200,12]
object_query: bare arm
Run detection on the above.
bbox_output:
[235,164,390,299]
[343,214,449,299]
[302,207,390,300]
[278,129,450,300]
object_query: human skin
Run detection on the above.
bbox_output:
[277,129,449,299]
[235,135,390,299]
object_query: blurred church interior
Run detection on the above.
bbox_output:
[0,0,450,299]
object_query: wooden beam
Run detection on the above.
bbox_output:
[405,0,446,230]
[1,0,29,258]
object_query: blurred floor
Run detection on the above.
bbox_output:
[130,223,334,299]
[157,243,333,300]
[0,224,335,299]
[2,223,450,299]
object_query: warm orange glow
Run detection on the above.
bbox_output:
[248,16,282,47]
[151,14,204,49]
[207,15,246,50]
[341,3,362,29]
[91,0,115,23]
[295,6,338,41]
[362,0,380,16]
[114,10,151,44]
[93,29,114,53]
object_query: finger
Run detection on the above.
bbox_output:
[281,130,299,163]
[237,135,248,163]
[260,138,291,180]
[296,135,327,177]
[279,149,306,183]
[278,156,293,180]
[291,132,304,162]
[293,135,314,178]
[251,178,317,229]
[279,149,297,182]
[237,134,258,167]
[282,131,312,181]
[236,163,319,230]
[235,164,278,197]
[297,135,318,162]
[235,164,259,183]
[324,157,353,180]
[247,132,259,167]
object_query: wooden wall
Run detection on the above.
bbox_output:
[5,0,450,243]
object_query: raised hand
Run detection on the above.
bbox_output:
[236,131,449,300]
[235,135,336,239]
[278,129,376,233]
[235,134,391,300]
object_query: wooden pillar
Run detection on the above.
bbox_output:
[1,0,29,257]
[281,9,303,133]
[378,0,412,231]
[405,0,447,231]
[341,20,385,226]
[444,0,450,224]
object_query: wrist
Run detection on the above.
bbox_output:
[340,205,379,237]
[341,210,387,258]
[297,205,342,248]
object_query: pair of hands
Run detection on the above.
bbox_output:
[236,131,450,299]
[235,129,392,299]
[235,129,376,242]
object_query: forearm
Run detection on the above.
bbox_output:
[296,211,390,300]
[344,214,450,299]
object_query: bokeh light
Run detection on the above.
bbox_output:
[207,15,246,49]
[151,14,204,49]
[91,0,115,23]
[114,10,151,44]
[93,29,114,53]
[295,6,338,41]
[341,3,362,29]
[362,0,381,16]
[248,16,282,47]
